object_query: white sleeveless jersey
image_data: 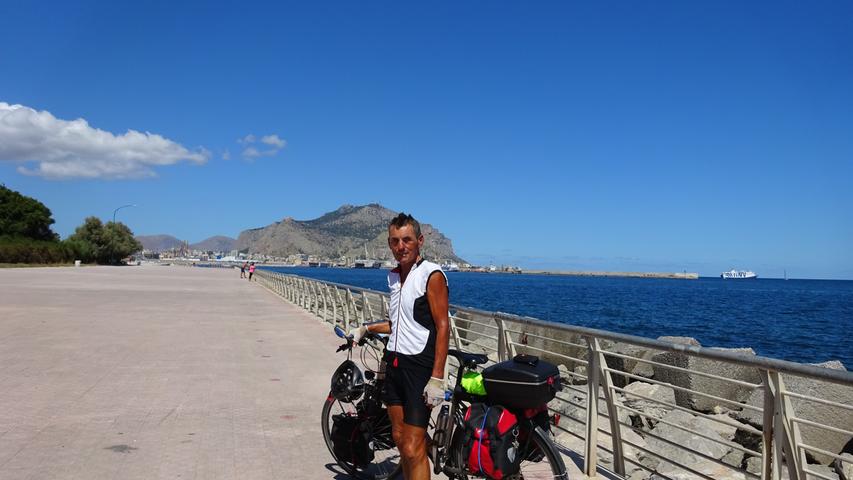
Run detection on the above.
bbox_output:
[387,259,448,369]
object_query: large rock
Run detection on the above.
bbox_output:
[609,341,657,379]
[693,413,745,441]
[555,420,647,478]
[809,464,841,480]
[598,339,656,387]
[736,360,853,465]
[553,389,630,438]
[510,322,588,373]
[621,381,677,429]
[746,457,793,480]
[651,337,762,411]
[834,453,853,480]
[640,409,745,479]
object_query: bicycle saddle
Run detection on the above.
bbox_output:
[448,349,488,366]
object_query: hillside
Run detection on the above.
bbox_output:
[235,204,464,263]
[190,236,237,252]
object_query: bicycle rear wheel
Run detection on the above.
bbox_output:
[321,393,402,480]
[451,425,568,480]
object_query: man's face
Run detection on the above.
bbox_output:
[388,224,423,266]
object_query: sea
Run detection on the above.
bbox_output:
[264,266,853,368]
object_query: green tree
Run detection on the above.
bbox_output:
[67,217,142,265]
[100,221,143,264]
[0,185,59,241]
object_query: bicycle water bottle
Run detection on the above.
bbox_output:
[434,404,451,445]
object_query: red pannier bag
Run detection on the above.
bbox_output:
[461,403,521,479]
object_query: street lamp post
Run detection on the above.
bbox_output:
[113,204,137,223]
[109,204,138,266]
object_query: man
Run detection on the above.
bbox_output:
[353,213,449,480]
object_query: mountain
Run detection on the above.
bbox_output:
[190,236,237,252]
[136,234,182,251]
[235,204,465,263]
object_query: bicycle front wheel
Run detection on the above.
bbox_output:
[452,425,568,480]
[321,393,402,480]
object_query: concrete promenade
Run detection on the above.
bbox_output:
[0,265,348,479]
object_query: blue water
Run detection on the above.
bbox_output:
[264,267,853,367]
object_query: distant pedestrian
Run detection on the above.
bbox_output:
[240,262,247,278]
[248,262,256,281]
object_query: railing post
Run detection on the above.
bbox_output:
[318,283,325,321]
[330,286,338,326]
[495,314,508,361]
[449,313,463,351]
[761,369,776,480]
[584,336,600,477]
[360,291,369,324]
[764,371,806,480]
[344,289,358,334]
[344,289,354,334]
[322,284,331,323]
[593,338,625,476]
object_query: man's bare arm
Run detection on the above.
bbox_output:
[365,320,392,335]
[426,272,450,379]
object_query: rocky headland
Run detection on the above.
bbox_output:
[234,203,465,263]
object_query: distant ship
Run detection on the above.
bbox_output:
[721,269,758,279]
[440,262,460,272]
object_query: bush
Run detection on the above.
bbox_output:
[0,236,73,264]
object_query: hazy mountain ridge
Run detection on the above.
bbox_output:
[136,235,182,252]
[235,204,465,263]
[190,236,237,252]
[136,234,237,252]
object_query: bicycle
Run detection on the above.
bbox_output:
[322,325,402,479]
[323,325,569,480]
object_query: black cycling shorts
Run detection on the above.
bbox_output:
[383,364,431,428]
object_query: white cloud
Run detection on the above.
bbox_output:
[242,146,262,158]
[238,132,286,159]
[261,134,285,148]
[0,102,209,180]
[222,149,231,160]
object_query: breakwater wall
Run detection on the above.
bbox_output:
[522,270,700,280]
[253,269,853,480]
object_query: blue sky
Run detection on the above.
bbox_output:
[1,1,851,279]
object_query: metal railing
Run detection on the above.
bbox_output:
[255,269,853,480]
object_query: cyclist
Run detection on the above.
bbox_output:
[353,213,449,480]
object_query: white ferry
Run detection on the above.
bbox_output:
[440,262,460,272]
[720,269,758,279]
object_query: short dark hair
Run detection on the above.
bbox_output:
[388,212,421,238]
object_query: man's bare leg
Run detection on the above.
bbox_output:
[387,405,430,479]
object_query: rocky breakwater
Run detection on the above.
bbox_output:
[457,323,852,480]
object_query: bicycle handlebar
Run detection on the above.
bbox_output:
[333,325,386,352]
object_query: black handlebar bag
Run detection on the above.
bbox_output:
[482,354,562,409]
